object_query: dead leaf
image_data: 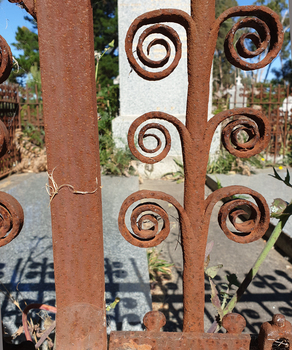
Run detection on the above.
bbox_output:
[210,278,223,320]
[12,326,23,339]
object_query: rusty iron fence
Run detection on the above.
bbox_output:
[0,0,291,349]
[0,83,21,178]
[0,83,43,178]
[19,84,43,128]
[214,83,292,162]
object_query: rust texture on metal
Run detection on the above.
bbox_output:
[109,333,250,350]
[8,0,37,20]
[119,190,192,248]
[0,39,24,249]
[214,83,292,162]
[0,84,24,178]
[0,27,28,349]
[143,311,166,332]
[109,311,251,350]
[0,191,24,247]
[34,0,106,349]
[120,0,284,337]
[259,314,292,350]
[222,313,247,334]
[0,35,13,84]
[3,0,288,348]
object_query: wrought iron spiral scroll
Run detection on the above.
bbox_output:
[0,33,24,247]
[0,192,24,247]
[0,35,13,84]
[128,111,191,164]
[204,186,270,244]
[213,6,284,71]
[205,108,270,158]
[123,5,283,246]
[125,9,192,81]
[119,190,191,248]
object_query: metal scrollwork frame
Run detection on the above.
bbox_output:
[0,0,289,349]
[116,0,285,347]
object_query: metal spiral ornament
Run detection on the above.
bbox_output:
[0,120,10,158]
[118,190,191,248]
[205,108,270,158]
[125,9,192,81]
[204,186,269,244]
[214,6,283,71]
[0,192,24,247]
[128,111,191,163]
[0,36,13,84]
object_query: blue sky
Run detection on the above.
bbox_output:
[0,1,35,56]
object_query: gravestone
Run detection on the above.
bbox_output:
[113,0,219,178]
[280,95,292,116]
[227,76,247,109]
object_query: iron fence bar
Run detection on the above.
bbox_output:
[35,1,106,349]
[283,84,290,159]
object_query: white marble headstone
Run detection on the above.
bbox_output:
[227,76,247,109]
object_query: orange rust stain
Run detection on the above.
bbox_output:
[122,339,153,350]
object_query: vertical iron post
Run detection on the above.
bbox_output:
[36,1,106,349]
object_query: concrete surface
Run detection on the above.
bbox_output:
[102,176,151,333]
[0,173,151,337]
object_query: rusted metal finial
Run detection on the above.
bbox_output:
[259,314,292,350]
[222,313,246,334]
[143,311,166,332]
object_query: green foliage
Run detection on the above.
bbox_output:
[97,84,134,176]
[272,59,292,85]
[163,158,184,183]
[21,121,45,148]
[207,150,236,174]
[147,248,173,282]
[106,297,120,312]
[213,0,238,89]
[284,143,292,166]
[92,0,118,87]
[269,168,292,218]
[207,149,266,174]
[9,23,39,85]
[270,166,292,187]
[204,242,240,326]
[95,40,115,81]
[97,84,119,120]
[9,4,119,88]
[26,63,42,95]
[99,131,136,176]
